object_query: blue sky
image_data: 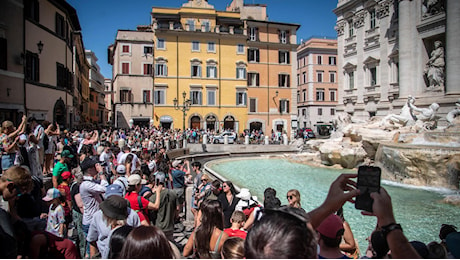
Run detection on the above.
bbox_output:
[67,0,338,79]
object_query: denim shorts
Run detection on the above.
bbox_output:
[1,153,16,171]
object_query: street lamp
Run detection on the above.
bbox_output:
[173,91,191,130]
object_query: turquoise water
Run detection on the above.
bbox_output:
[208,158,460,254]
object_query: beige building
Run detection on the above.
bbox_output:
[86,50,107,125]
[296,38,338,135]
[334,0,460,123]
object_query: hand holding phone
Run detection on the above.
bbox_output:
[355,166,381,212]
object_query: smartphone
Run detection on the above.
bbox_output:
[355,165,381,212]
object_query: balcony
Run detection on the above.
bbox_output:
[343,88,358,104]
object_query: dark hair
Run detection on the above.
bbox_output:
[264,187,277,198]
[245,208,316,258]
[371,230,389,259]
[108,225,133,259]
[439,224,457,240]
[427,241,447,259]
[223,181,237,196]
[119,225,172,258]
[195,200,224,259]
[80,144,93,156]
[221,237,245,259]
[320,232,343,248]
[157,161,170,174]
[264,196,281,210]
[125,154,134,165]
[192,161,202,169]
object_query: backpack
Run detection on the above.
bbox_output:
[43,135,49,150]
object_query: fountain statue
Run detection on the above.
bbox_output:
[379,96,416,130]
[446,99,460,126]
[424,40,445,90]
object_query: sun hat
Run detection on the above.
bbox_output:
[99,195,129,220]
[116,165,126,175]
[172,159,182,168]
[316,214,344,239]
[105,184,124,198]
[42,188,62,201]
[127,174,147,186]
[80,158,98,172]
[61,150,74,158]
[236,188,252,200]
[61,171,73,180]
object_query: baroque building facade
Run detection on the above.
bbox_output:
[296,37,338,135]
[334,0,460,123]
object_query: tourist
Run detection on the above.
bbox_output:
[224,210,247,239]
[112,164,128,195]
[124,174,161,226]
[148,173,177,241]
[316,214,349,258]
[28,117,46,172]
[234,188,259,219]
[87,191,140,259]
[286,188,303,210]
[70,170,85,257]
[52,150,74,188]
[439,223,457,255]
[336,207,359,258]
[191,161,203,222]
[183,199,229,258]
[221,237,245,259]
[243,187,281,230]
[1,115,27,172]
[118,146,139,173]
[445,231,460,258]
[43,122,60,175]
[194,174,212,209]
[427,241,447,259]
[107,225,133,259]
[206,179,222,201]
[218,180,240,228]
[119,225,174,259]
[42,188,66,238]
[171,159,188,217]
[57,171,73,227]
[29,231,80,258]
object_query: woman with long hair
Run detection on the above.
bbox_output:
[0,115,27,172]
[108,225,133,259]
[183,200,229,259]
[217,181,240,228]
[286,189,302,209]
[119,225,173,258]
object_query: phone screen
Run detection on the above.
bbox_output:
[355,166,381,212]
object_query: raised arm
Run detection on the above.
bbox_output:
[7,115,27,139]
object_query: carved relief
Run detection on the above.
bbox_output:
[422,0,445,18]
[335,21,346,36]
[354,11,367,28]
[377,0,391,18]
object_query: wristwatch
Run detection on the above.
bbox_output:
[381,223,403,237]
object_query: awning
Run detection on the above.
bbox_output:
[160,115,173,123]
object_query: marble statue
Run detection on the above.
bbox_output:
[424,41,445,89]
[379,95,417,130]
[409,102,440,130]
[422,0,444,17]
[446,99,460,126]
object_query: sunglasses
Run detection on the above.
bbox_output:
[201,179,208,182]
[287,195,294,200]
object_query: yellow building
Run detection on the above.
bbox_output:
[152,0,248,132]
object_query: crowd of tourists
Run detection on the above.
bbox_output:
[0,117,459,259]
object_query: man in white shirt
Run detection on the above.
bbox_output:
[112,165,129,196]
[117,146,139,173]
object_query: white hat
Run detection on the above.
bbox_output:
[116,165,126,174]
[236,188,252,201]
[172,159,182,168]
[127,174,147,185]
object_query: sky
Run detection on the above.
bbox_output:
[67,0,339,79]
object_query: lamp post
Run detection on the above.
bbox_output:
[173,91,191,130]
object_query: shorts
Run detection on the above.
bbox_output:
[2,153,16,171]
[173,187,185,204]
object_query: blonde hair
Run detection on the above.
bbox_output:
[1,166,33,194]
[287,189,301,208]
[1,120,13,133]
[230,210,246,224]
[221,237,245,259]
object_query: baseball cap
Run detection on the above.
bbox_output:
[105,184,124,198]
[116,165,126,174]
[127,174,147,186]
[316,214,344,239]
[61,150,74,158]
[80,158,98,172]
[42,188,62,201]
[172,159,182,168]
[61,171,73,180]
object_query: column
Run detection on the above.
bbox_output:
[446,0,460,94]
[398,0,414,98]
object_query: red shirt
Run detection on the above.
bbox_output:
[125,192,149,223]
[224,228,247,239]
[57,183,71,217]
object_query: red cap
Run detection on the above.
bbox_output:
[61,171,73,180]
[316,214,344,239]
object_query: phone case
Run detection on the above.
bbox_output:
[355,166,381,212]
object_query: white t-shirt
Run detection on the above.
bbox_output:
[46,204,66,237]
[117,152,139,173]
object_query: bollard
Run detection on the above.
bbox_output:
[203,134,208,145]
[264,135,269,145]
[245,135,250,145]
[283,134,288,145]
[224,135,229,144]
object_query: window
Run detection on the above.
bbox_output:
[302,109,306,116]
[157,39,165,49]
[330,89,336,101]
[236,91,247,106]
[302,89,306,101]
[248,73,259,87]
[201,20,210,32]
[370,67,377,86]
[278,74,290,87]
[297,91,300,102]
[143,90,151,103]
[121,62,130,74]
[154,89,165,105]
[207,42,215,52]
[155,63,167,76]
[279,100,290,113]
[249,98,257,112]
[316,88,325,101]
[207,89,216,105]
[317,55,322,65]
[144,46,153,55]
[122,45,130,53]
[120,90,132,103]
[25,0,39,22]
[349,71,354,89]
[0,38,6,70]
[369,9,376,29]
[237,44,244,54]
[348,20,354,37]
[297,74,300,86]
[318,108,323,116]
[187,19,195,31]
[192,41,200,51]
[56,62,67,88]
[236,67,246,79]
[303,72,306,84]
[331,108,335,116]
[330,71,336,83]
[248,48,260,62]
[279,51,290,64]
[317,71,323,82]
[191,64,201,77]
[329,56,336,65]
[206,65,217,78]
[249,27,258,41]
[55,13,66,38]
[191,90,202,105]
[279,30,288,44]
[144,64,153,75]
[25,51,39,82]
